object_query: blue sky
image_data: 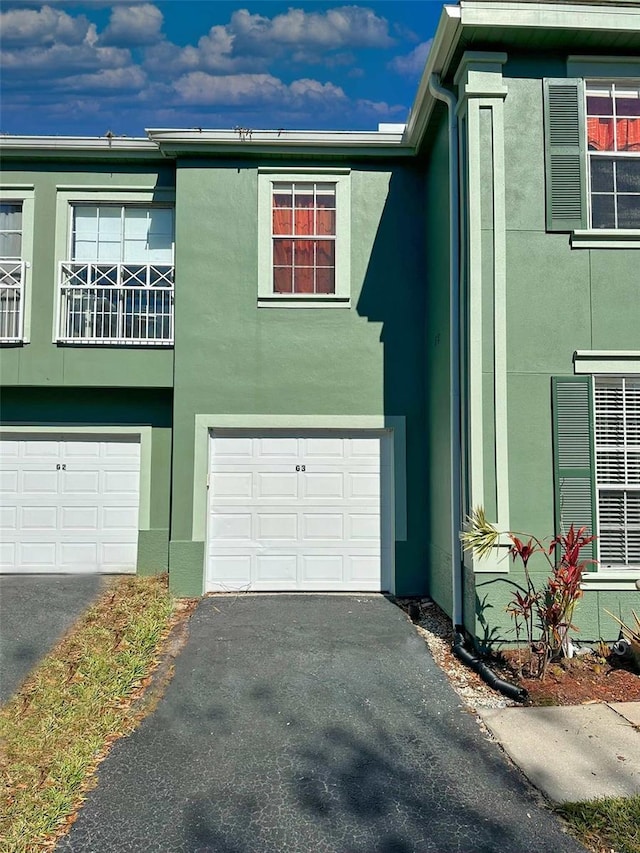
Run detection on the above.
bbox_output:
[0,1,445,137]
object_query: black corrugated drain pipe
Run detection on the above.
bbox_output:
[452,632,528,702]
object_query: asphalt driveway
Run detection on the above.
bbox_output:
[0,574,105,703]
[59,595,584,853]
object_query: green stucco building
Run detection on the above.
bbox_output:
[1,0,638,646]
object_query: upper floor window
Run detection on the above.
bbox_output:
[58,204,174,346]
[258,169,350,307]
[543,77,640,236]
[0,202,25,343]
[586,81,640,229]
[272,182,336,295]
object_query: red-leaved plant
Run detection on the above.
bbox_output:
[461,509,595,679]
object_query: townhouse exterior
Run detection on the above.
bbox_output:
[1,0,638,646]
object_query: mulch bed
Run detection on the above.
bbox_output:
[496,650,640,706]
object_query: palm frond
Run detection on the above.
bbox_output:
[460,506,501,560]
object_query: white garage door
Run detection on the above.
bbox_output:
[206,431,392,592]
[0,434,140,573]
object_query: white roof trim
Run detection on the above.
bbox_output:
[146,128,408,148]
[0,136,156,152]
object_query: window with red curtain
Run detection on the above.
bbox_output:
[586,82,640,229]
[272,182,336,294]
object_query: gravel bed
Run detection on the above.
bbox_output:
[406,598,518,712]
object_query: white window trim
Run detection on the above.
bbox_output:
[0,185,34,343]
[53,185,175,344]
[257,168,351,308]
[584,79,640,232]
[573,353,640,590]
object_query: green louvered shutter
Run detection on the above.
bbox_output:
[552,376,597,565]
[543,79,587,231]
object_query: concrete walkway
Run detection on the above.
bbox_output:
[59,595,584,853]
[0,574,106,703]
[479,701,640,803]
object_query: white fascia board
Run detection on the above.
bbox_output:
[460,1,640,32]
[0,136,156,153]
[145,128,409,153]
[404,5,462,149]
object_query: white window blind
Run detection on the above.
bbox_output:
[72,206,173,263]
[594,376,640,568]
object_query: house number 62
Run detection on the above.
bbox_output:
[295,465,306,472]
[56,464,67,470]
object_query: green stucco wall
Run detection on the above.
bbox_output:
[423,110,458,622]
[1,163,174,389]
[466,68,640,646]
[168,158,428,597]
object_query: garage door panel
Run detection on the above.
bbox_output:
[300,554,347,583]
[101,506,137,531]
[103,470,139,495]
[23,470,58,493]
[20,542,57,568]
[257,473,298,499]
[0,542,16,568]
[347,473,380,499]
[302,513,344,540]
[0,435,141,574]
[213,437,254,458]
[255,554,297,583]
[60,506,100,530]
[207,431,390,592]
[101,542,137,571]
[61,470,100,495]
[211,472,253,498]
[256,513,298,540]
[209,512,253,540]
[301,473,344,499]
[60,542,98,566]
[23,440,60,458]
[302,438,344,458]
[0,505,17,531]
[22,506,58,530]
[258,437,298,457]
[208,555,252,586]
[349,513,381,540]
[64,441,101,459]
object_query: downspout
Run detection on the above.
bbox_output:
[428,74,463,631]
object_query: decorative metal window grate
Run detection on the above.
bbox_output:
[0,261,25,343]
[594,376,640,568]
[57,262,174,345]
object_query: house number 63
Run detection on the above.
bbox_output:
[295,465,306,472]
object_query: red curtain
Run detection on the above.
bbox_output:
[588,117,640,151]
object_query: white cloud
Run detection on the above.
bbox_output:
[58,66,147,93]
[0,4,91,46]
[100,3,163,47]
[173,71,347,109]
[388,39,432,77]
[144,5,393,79]
[230,6,393,52]
[1,42,132,77]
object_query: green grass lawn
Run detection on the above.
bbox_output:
[559,795,640,853]
[0,575,177,853]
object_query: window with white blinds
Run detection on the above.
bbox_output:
[594,377,640,569]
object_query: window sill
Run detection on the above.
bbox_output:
[257,295,350,309]
[581,570,640,592]
[571,229,640,249]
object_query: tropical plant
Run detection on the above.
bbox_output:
[461,508,595,679]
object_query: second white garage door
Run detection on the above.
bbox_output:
[206,431,392,592]
[0,434,141,573]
